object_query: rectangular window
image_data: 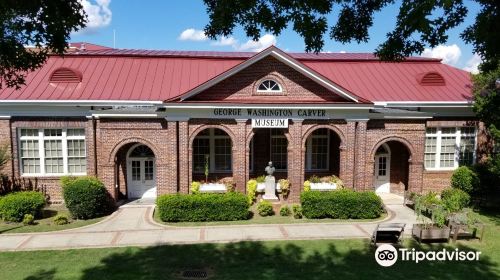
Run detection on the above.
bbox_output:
[424,126,476,170]
[192,128,232,173]
[270,129,287,170]
[18,128,86,175]
[306,129,329,170]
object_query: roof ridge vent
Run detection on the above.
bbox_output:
[49,68,82,83]
[419,71,445,86]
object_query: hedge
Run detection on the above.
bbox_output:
[157,192,249,222]
[62,176,113,219]
[0,191,45,222]
[300,190,383,219]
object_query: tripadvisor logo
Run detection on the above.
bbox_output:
[375,244,481,267]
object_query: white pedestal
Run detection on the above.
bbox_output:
[263,175,278,200]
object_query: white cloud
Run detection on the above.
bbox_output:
[421,44,462,65]
[237,34,276,52]
[178,28,207,41]
[210,36,238,47]
[78,0,112,33]
[463,54,482,74]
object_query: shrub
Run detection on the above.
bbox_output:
[191,181,201,194]
[219,177,235,192]
[157,192,249,222]
[292,204,303,219]
[246,180,258,205]
[300,190,383,219]
[309,175,320,183]
[256,175,266,183]
[303,180,311,192]
[53,214,70,225]
[451,166,480,194]
[329,175,345,189]
[0,191,45,222]
[279,179,290,198]
[257,200,274,216]
[22,214,34,225]
[441,188,470,212]
[279,205,291,216]
[61,176,113,220]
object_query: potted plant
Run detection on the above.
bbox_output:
[447,208,485,242]
[279,179,290,199]
[307,175,338,191]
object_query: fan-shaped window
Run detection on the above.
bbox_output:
[49,68,82,83]
[419,72,445,86]
[257,79,282,92]
[129,145,154,157]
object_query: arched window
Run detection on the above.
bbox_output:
[129,145,154,157]
[257,79,282,92]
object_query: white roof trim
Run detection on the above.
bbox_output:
[374,101,473,108]
[179,46,359,103]
[162,103,372,109]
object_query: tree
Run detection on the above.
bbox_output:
[0,0,86,89]
[203,0,499,71]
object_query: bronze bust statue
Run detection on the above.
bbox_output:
[265,161,275,176]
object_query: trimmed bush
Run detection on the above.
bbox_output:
[157,192,249,222]
[451,166,480,194]
[292,204,303,219]
[191,181,201,194]
[22,214,35,225]
[257,200,274,216]
[0,191,45,222]
[279,205,291,216]
[441,188,470,212]
[246,180,257,205]
[300,190,383,219]
[61,176,113,220]
[53,214,70,225]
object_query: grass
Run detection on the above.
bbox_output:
[1,207,499,280]
[153,204,388,227]
[0,206,106,234]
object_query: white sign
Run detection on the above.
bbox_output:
[251,119,288,128]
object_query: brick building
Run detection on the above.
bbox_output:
[0,44,484,203]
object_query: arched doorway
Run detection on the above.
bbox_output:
[372,141,410,194]
[374,143,391,193]
[126,144,156,199]
[249,128,288,180]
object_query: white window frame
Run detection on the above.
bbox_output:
[256,79,283,93]
[193,128,232,173]
[18,128,86,176]
[424,127,477,171]
[305,130,330,171]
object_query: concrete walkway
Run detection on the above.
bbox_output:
[0,194,419,251]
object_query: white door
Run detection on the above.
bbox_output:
[127,158,156,199]
[374,154,390,193]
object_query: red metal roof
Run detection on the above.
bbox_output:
[0,44,471,103]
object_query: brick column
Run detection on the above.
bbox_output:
[288,119,303,202]
[233,119,248,192]
[353,120,368,190]
[0,118,13,178]
[85,117,97,176]
[178,120,190,193]
[342,121,356,188]
[158,120,178,195]
[100,164,117,200]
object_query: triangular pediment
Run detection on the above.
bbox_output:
[174,46,367,104]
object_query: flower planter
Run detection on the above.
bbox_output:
[199,183,227,193]
[310,182,337,191]
[412,224,450,243]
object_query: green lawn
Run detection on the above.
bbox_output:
[0,206,106,234]
[1,208,499,280]
[153,205,388,226]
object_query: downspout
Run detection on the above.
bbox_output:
[8,119,14,179]
[92,116,98,176]
[176,121,180,192]
[352,121,358,189]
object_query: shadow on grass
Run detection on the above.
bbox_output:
[25,269,56,280]
[36,240,495,280]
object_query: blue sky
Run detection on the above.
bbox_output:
[71,0,482,72]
